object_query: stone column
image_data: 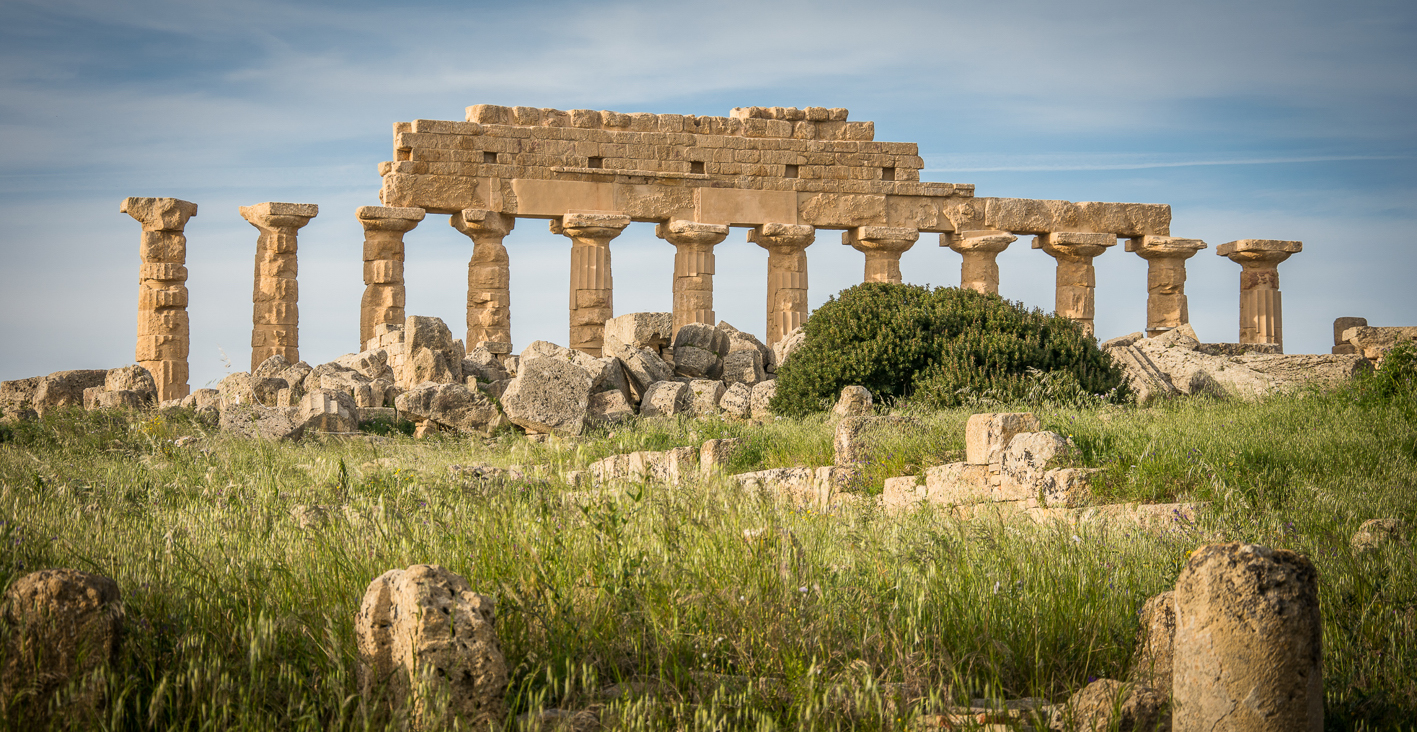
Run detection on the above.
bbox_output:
[1126,235,1207,338]
[240,202,317,370]
[358,206,425,350]
[451,209,516,353]
[843,226,919,284]
[655,219,730,333]
[1217,239,1302,348]
[1173,543,1322,732]
[121,197,197,402]
[944,230,1017,295]
[1033,231,1118,337]
[552,212,630,356]
[748,223,816,345]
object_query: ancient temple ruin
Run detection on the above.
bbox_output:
[120,105,1306,399]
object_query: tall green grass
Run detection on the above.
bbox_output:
[0,380,1414,730]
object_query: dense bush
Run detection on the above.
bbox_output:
[770,283,1127,416]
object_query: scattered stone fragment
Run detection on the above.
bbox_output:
[700,437,743,476]
[396,382,504,435]
[997,432,1079,500]
[290,504,328,529]
[501,355,593,436]
[640,381,692,418]
[688,379,726,416]
[721,348,766,386]
[588,390,635,425]
[32,370,108,416]
[603,312,673,354]
[355,565,508,729]
[295,389,360,434]
[749,380,777,418]
[965,412,1041,466]
[1047,678,1168,732]
[1173,543,1322,731]
[719,382,753,419]
[831,385,872,417]
[1,569,123,723]
[772,325,806,371]
[219,403,301,440]
[1128,591,1176,693]
[1351,518,1407,554]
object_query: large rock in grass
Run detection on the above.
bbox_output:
[832,385,872,417]
[103,365,157,402]
[355,565,507,729]
[32,370,108,416]
[1173,543,1322,732]
[719,382,752,419]
[396,382,504,435]
[1,569,123,723]
[501,356,593,436]
[220,372,288,409]
[1047,679,1168,732]
[602,312,673,355]
[1,376,42,421]
[688,379,726,416]
[1351,518,1407,554]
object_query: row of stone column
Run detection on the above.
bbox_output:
[119,197,1301,404]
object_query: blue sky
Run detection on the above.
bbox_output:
[2,0,1414,387]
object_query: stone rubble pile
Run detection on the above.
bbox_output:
[1103,323,1371,404]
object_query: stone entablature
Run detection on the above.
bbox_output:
[377,105,1171,240]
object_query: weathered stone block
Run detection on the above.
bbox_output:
[964,412,1041,466]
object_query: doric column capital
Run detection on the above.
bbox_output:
[1033,231,1117,260]
[121,197,197,231]
[452,209,515,238]
[944,230,1017,254]
[240,202,317,232]
[655,219,729,247]
[357,205,424,233]
[1126,235,1206,260]
[552,212,630,241]
[1217,239,1301,268]
[748,223,815,251]
[843,226,919,253]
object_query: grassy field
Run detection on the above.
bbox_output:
[1,377,1415,730]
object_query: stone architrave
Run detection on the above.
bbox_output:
[553,212,630,356]
[1127,235,1207,337]
[748,223,816,345]
[843,226,919,284]
[945,230,1017,295]
[121,196,198,402]
[1217,239,1302,348]
[655,219,730,333]
[1034,231,1118,337]
[450,209,516,349]
[240,202,317,370]
[358,206,425,350]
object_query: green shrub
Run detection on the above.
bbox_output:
[770,283,1127,416]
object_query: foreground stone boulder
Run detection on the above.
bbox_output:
[0,376,41,420]
[719,382,752,419]
[355,565,508,729]
[1173,543,1321,732]
[1,569,123,722]
[641,381,692,418]
[1047,678,1168,732]
[501,356,593,436]
[395,382,504,435]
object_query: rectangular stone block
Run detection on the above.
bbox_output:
[138,283,188,309]
[511,179,616,216]
[362,284,405,309]
[965,412,1041,465]
[139,263,188,282]
[797,193,886,227]
[253,277,297,302]
[138,231,186,263]
[364,259,404,285]
[695,188,797,226]
[137,308,189,336]
[378,173,483,214]
[923,463,991,505]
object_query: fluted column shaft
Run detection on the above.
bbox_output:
[657,220,729,334]
[241,202,317,370]
[1035,231,1118,337]
[945,230,1016,294]
[844,226,919,284]
[121,196,197,402]
[749,223,816,345]
[451,209,516,351]
[554,213,630,356]
[1127,235,1207,337]
[1217,239,1301,348]
[358,206,424,350]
